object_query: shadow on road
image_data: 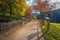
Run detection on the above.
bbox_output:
[27,31,44,40]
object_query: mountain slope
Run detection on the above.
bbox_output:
[50,9,60,22]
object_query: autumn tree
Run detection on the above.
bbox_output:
[0,0,27,22]
[33,0,56,18]
[33,0,56,31]
[25,7,32,15]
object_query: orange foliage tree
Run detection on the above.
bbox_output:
[25,7,32,15]
[34,0,56,15]
[33,0,56,31]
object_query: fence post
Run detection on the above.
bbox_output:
[47,19,50,31]
[44,17,50,31]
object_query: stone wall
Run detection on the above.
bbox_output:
[0,18,33,34]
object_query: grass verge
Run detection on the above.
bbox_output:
[41,22,60,40]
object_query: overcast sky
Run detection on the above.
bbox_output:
[26,0,60,10]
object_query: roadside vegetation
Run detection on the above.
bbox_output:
[0,0,28,22]
[41,21,60,40]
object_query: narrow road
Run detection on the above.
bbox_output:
[0,20,45,40]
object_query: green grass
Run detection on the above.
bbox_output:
[51,22,60,27]
[41,22,60,40]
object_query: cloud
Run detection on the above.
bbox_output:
[48,0,60,10]
[26,0,33,6]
